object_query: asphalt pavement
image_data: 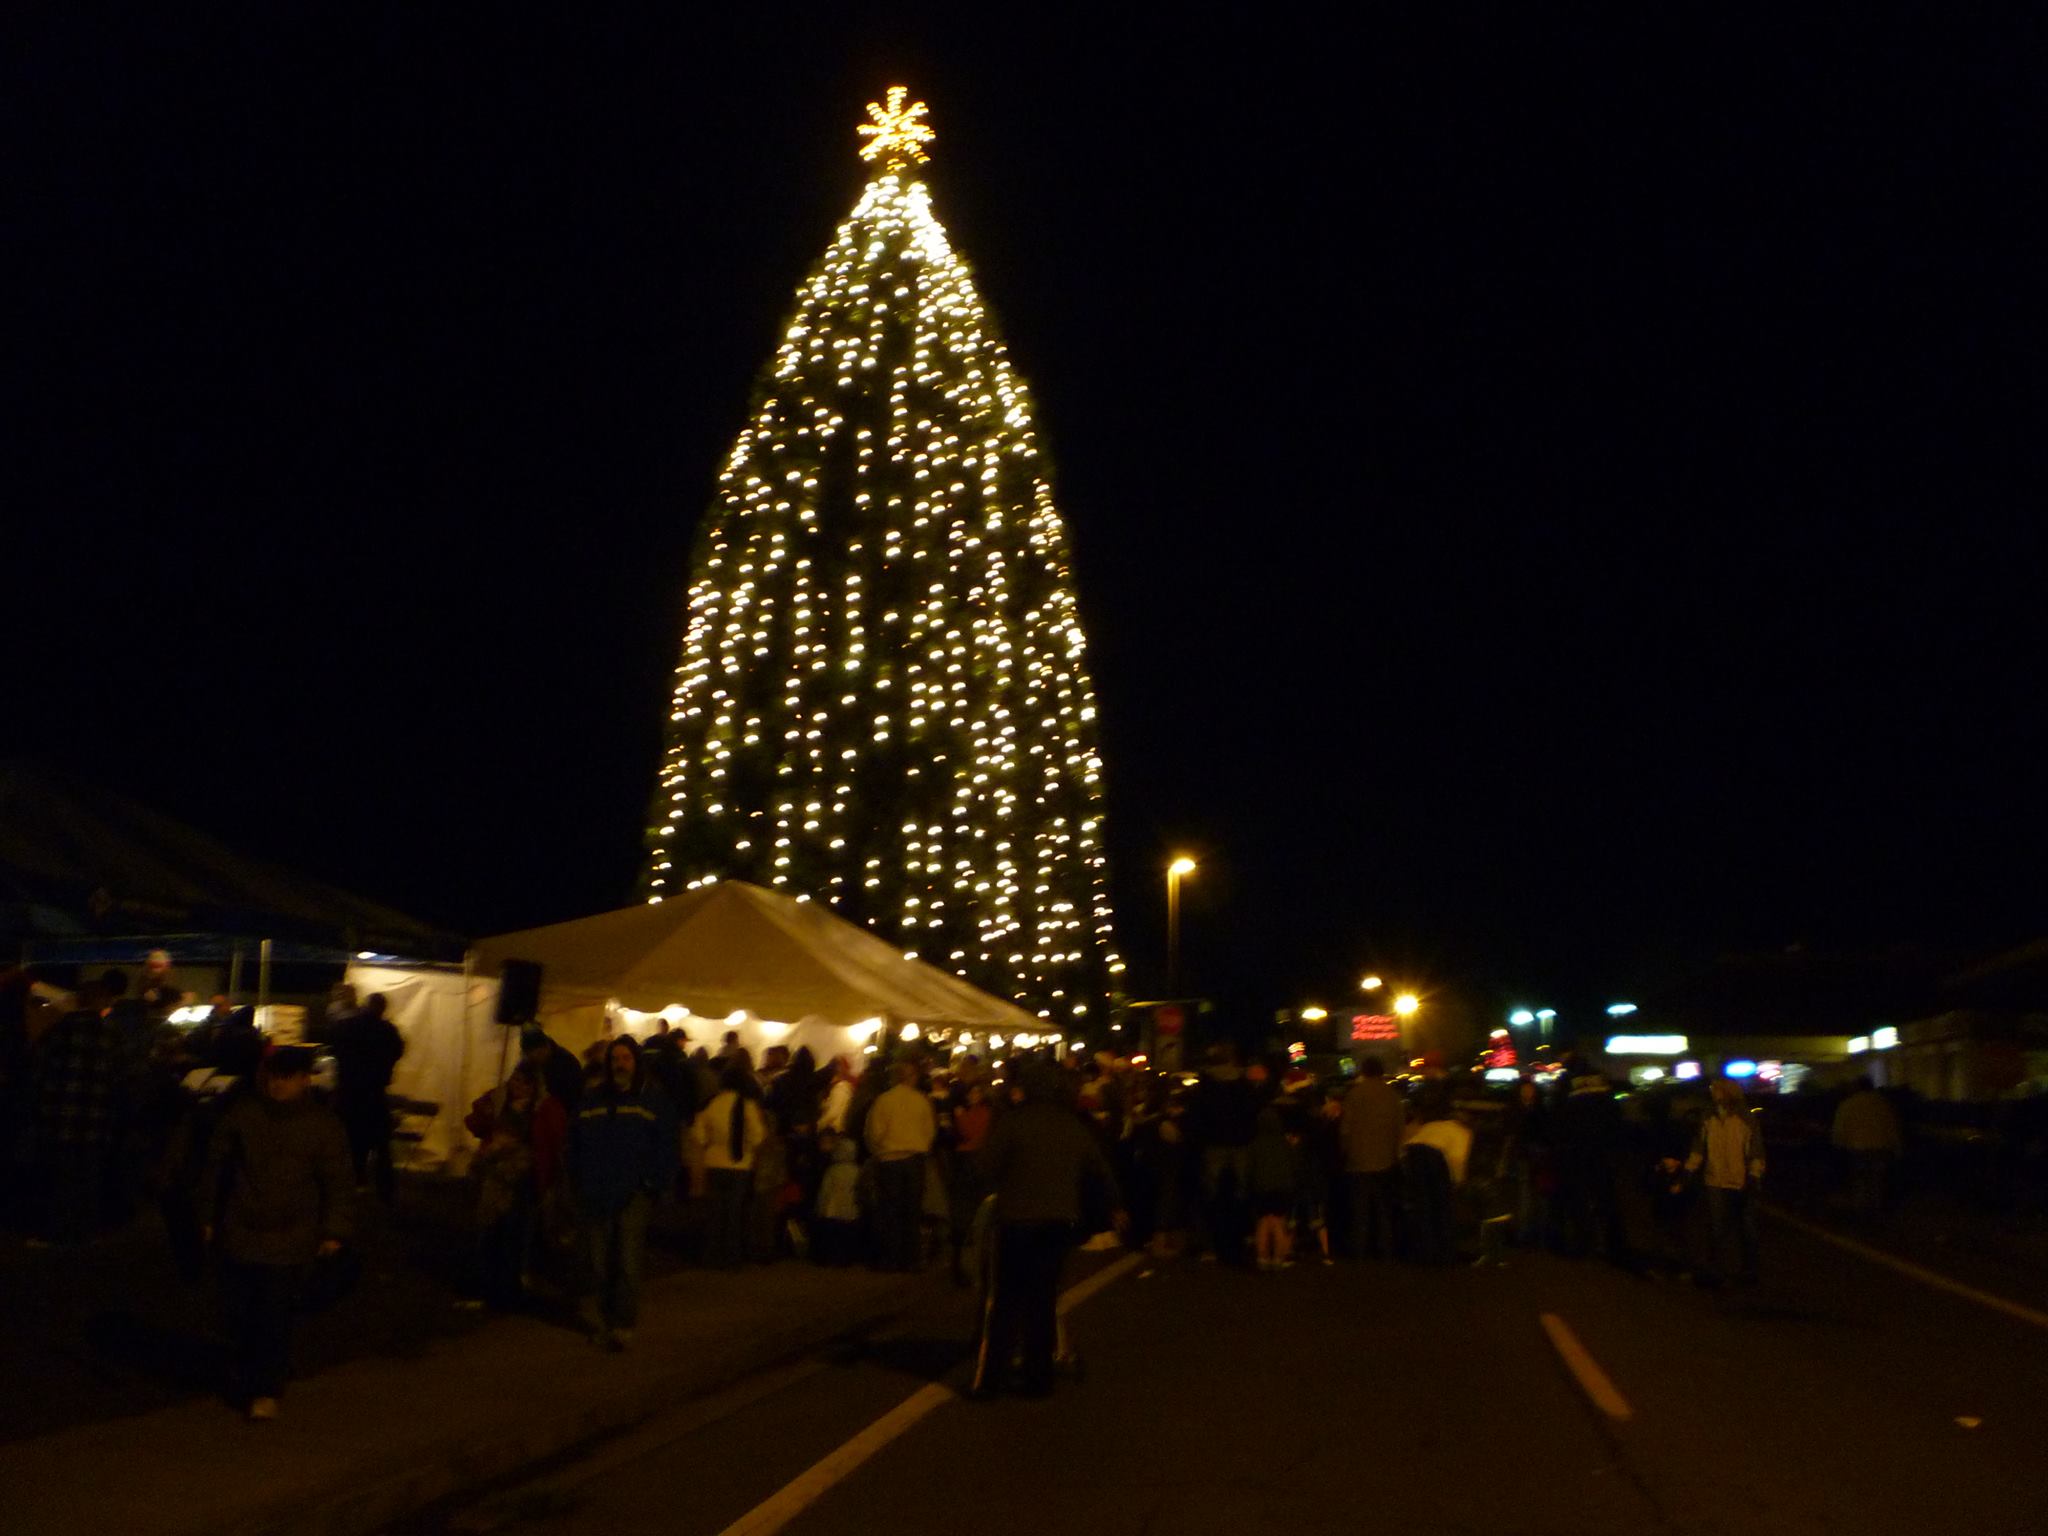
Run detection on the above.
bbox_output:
[403,1220,2048,1536]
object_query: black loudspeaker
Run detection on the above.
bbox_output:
[496,959,543,1025]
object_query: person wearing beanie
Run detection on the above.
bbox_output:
[199,1045,353,1420]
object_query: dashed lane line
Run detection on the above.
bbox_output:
[1540,1312,1635,1422]
[1765,1205,2048,1333]
[714,1251,1145,1536]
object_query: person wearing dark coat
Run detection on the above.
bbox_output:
[970,1061,1123,1398]
[328,994,405,1201]
[521,1028,585,1113]
[570,1036,677,1348]
[199,1046,353,1419]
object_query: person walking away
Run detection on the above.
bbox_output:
[692,1064,766,1269]
[571,1038,677,1348]
[199,1046,353,1419]
[865,1060,936,1270]
[1831,1076,1901,1215]
[29,975,135,1246]
[1687,1078,1766,1285]
[1189,1044,1258,1265]
[812,1131,862,1265]
[971,1061,1123,1398]
[1340,1056,1405,1261]
[1551,1057,1631,1267]
[329,993,405,1201]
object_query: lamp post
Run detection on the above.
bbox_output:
[1166,856,1196,995]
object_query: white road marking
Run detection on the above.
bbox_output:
[1057,1251,1145,1315]
[713,1380,956,1536]
[714,1252,1144,1536]
[1766,1206,2048,1333]
[1540,1312,1635,1422]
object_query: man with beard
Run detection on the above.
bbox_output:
[570,1036,676,1349]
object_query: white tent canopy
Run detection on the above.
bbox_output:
[469,880,1046,1063]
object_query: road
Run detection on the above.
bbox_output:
[401,1217,2048,1536]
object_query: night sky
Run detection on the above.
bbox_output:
[10,10,2041,1021]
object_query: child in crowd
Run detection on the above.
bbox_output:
[812,1131,861,1266]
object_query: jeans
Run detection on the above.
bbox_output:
[342,1101,395,1202]
[581,1193,650,1334]
[973,1221,1074,1394]
[705,1167,750,1270]
[1705,1186,1759,1280]
[42,1142,106,1245]
[220,1259,303,1402]
[872,1155,925,1271]
[1347,1169,1401,1260]
[1201,1146,1251,1262]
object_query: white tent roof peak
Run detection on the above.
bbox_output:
[470,880,1041,1032]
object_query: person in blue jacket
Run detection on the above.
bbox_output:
[570,1035,676,1349]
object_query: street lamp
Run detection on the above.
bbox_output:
[1605,1002,1638,1017]
[1166,856,1197,995]
[1535,1007,1557,1044]
[1393,993,1420,1018]
[1508,1009,1536,1028]
[1300,1005,1329,1022]
[1360,975,1384,992]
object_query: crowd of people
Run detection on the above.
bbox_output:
[0,956,1952,1419]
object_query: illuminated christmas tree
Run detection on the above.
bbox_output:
[642,88,1124,1024]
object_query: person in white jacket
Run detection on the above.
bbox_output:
[1685,1079,1766,1284]
[693,1066,767,1269]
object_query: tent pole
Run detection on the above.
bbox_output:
[228,946,244,1005]
[257,939,272,1031]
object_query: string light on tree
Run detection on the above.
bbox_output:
[641,87,1124,1021]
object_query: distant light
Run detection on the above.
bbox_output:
[1508,1009,1537,1027]
[355,951,377,961]
[1534,1009,1557,1022]
[1393,994,1421,1017]
[1168,856,1197,876]
[1483,1067,1522,1083]
[1131,1053,1149,1066]
[1300,1005,1329,1022]
[1757,1061,1783,1082]
[1848,1035,1870,1055]
[1637,1066,1666,1082]
[1871,1026,1900,1050]
[1724,1059,1758,1079]
[1605,1034,1688,1056]
[1360,975,1384,992]
[900,1022,921,1042]
[989,1035,1006,1049]
[1605,1002,1638,1017]
[1675,1060,1702,1081]
[725,1010,748,1026]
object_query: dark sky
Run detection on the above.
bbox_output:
[9,9,2041,1020]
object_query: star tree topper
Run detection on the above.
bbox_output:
[857,86,935,167]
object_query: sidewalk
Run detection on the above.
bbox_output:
[0,1247,940,1536]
